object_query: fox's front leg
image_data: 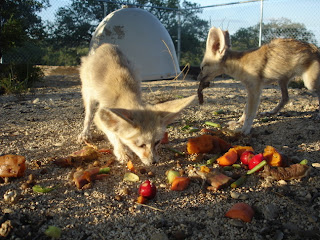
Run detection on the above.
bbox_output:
[241,82,262,134]
[104,130,131,163]
[78,96,96,143]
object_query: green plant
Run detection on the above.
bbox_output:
[0,64,44,94]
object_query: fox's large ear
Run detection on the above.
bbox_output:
[154,95,196,126]
[94,108,139,135]
[206,27,230,56]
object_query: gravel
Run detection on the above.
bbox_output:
[0,66,320,240]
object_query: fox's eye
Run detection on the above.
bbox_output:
[138,144,146,148]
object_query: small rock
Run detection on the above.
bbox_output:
[230,192,240,199]
[262,203,279,220]
[114,195,122,201]
[3,190,20,204]
[312,163,320,169]
[32,98,40,104]
[239,193,249,200]
[0,220,12,237]
[151,231,168,240]
[229,219,245,228]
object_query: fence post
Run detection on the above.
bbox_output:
[259,0,264,46]
[177,5,181,64]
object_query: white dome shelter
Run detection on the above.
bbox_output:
[89,6,180,81]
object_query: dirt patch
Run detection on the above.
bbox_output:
[0,68,319,239]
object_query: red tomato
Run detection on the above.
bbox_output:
[240,151,254,165]
[138,180,157,199]
[248,153,264,171]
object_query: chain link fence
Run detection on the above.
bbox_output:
[3,0,320,66]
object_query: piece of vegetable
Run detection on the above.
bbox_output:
[137,195,148,204]
[161,132,169,144]
[44,226,61,239]
[166,170,180,184]
[138,180,157,199]
[187,134,232,154]
[97,148,112,153]
[230,175,247,188]
[217,148,238,166]
[205,121,221,128]
[0,154,26,178]
[123,172,140,182]
[98,167,110,174]
[170,176,190,191]
[127,160,136,172]
[206,171,233,191]
[248,153,264,170]
[261,164,310,180]
[206,155,219,165]
[33,185,57,193]
[300,159,308,165]
[225,202,255,222]
[200,165,210,173]
[223,166,233,171]
[189,127,200,133]
[247,160,267,174]
[263,145,283,167]
[200,128,216,134]
[213,110,224,115]
[165,147,185,156]
[233,146,254,158]
[240,151,255,165]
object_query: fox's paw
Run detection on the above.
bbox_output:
[114,151,132,164]
[77,132,92,144]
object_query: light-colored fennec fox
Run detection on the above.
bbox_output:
[197,27,320,135]
[78,43,195,165]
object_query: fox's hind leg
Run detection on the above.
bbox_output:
[302,60,320,120]
[261,79,289,116]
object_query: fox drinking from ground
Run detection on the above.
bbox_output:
[78,43,195,165]
[198,27,320,134]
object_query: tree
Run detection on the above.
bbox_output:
[0,0,49,61]
[49,0,106,49]
[261,18,317,45]
[48,0,209,66]
[231,18,317,51]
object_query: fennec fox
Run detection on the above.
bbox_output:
[78,43,196,165]
[198,27,320,135]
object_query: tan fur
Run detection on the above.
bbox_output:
[198,27,320,134]
[78,43,196,165]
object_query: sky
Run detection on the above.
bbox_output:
[39,0,320,44]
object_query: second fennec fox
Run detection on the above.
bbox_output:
[78,43,195,165]
[198,27,320,135]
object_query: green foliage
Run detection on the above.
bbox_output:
[0,64,44,94]
[231,18,318,51]
[0,0,49,60]
[42,46,89,66]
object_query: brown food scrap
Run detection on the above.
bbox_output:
[73,167,109,189]
[0,155,26,178]
[54,146,100,167]
[206,170,233,191]
[261,164,310,180]
[187,134,231,154]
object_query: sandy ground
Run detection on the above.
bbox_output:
[0,66,320,240]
